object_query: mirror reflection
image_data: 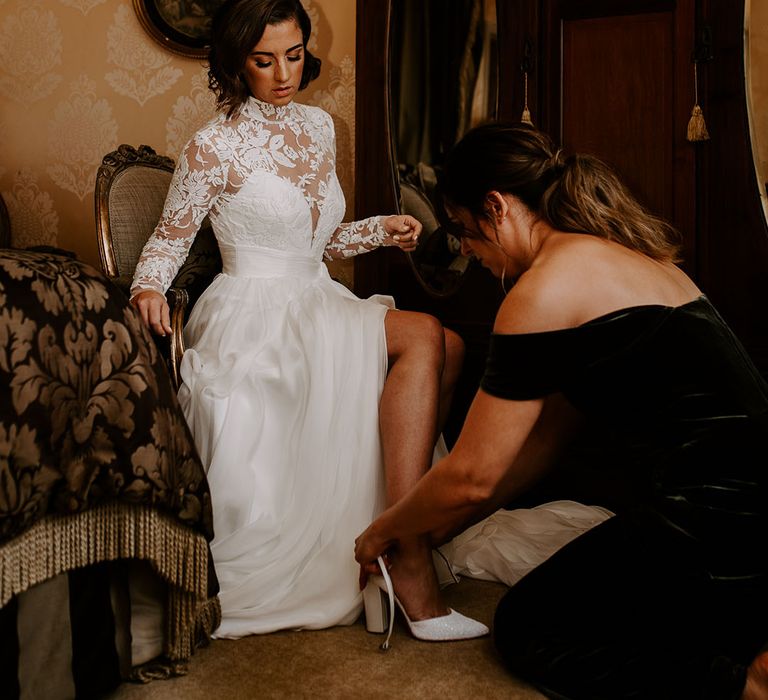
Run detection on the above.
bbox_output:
[745,0,768,225]
[389,0,498,297]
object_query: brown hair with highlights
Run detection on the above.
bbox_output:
[207,0,322,118]
[441,122,682,262]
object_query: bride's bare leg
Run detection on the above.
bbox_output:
[438,328,464,434]
[742,652,768,699]
[380,310,462,620]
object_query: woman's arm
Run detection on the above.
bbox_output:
[130,135,226,334]
[354,388,580,572]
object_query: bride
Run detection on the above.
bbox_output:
[130,0,487,642]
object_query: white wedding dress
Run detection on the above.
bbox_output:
[131,97,395,638]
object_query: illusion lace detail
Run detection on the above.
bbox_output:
[130,97,388,297]
[324,216,388,260]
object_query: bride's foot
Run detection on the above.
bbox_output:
[363,555,488,649]
[742,652,768,700]
[386,539,448,620]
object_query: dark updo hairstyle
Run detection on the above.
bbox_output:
[441,122,681,262]
[208,0,322,118]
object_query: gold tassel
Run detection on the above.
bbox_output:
[687,63,709,142]
[521,71,534,126]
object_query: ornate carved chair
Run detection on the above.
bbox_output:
[95,144,221,388]
[0,192,11,248]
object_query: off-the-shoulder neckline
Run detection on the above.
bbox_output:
[492,295,709,338]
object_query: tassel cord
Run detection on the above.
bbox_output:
[521,71,533,126]
[687,61,710,142]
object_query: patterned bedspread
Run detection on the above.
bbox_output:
[0,248,213,545]
[0,247,222,694]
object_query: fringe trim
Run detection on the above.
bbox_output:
[129,598,223,684]
[130,657,190,683]
[0,502,219,662]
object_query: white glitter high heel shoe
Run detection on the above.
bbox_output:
[362,556,489,650]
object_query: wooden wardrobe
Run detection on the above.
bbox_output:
[354,0,768,451]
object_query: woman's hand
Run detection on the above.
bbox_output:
[354,522,394,589]
[131,290,172,336]
[383,214,422,252]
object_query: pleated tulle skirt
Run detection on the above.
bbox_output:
[177,246,392,638]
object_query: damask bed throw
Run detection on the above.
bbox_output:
[0,249,219,689]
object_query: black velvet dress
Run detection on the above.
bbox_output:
[484,296,768,700]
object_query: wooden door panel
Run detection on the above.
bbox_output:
[562,12,675,220]
[538,0,697,270]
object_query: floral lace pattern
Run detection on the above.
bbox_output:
[326,216,388,259]
[131,98,387,296]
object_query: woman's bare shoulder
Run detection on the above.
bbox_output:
[494,269,581,336]
[494,233,698,335]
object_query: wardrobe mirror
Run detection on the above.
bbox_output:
[388,0,499,298]
[745,0,768,225]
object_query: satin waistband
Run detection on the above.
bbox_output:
[220,245,324,279]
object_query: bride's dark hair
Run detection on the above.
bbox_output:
[208,0,322,118]
[442,122,682,262]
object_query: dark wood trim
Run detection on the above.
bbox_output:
[555,0,674,20]
[673,0,698,273]
[696,0,768,370]
[497,0,539,126]
[353,0,398,298]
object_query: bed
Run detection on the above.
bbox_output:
[0,248,219,698]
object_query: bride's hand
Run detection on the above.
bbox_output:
[383,214,422,252]
[131,290,172,336]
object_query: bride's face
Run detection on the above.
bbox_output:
[243,19,305,106]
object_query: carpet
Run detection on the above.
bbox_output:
[109,578,544,699]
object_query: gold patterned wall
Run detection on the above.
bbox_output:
[0,0,356,285]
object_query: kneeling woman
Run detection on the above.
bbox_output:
[355,122,768,699]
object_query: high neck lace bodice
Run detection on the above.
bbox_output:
[240,96,299,122]
[130,99,387,297]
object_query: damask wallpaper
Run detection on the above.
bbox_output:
[0,0,357,286]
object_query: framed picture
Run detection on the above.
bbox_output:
[133,0,226,59]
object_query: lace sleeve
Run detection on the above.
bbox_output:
[315,110,393,260]
[130,134,227,297]
[323,216,391,260]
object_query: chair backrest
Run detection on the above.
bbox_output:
[0,192,11,248]
[94,144,222,389]
[95,144,175,281]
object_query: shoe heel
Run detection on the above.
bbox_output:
[362,557,395,651]
[363,580,389,634]
[432,548,459,589]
